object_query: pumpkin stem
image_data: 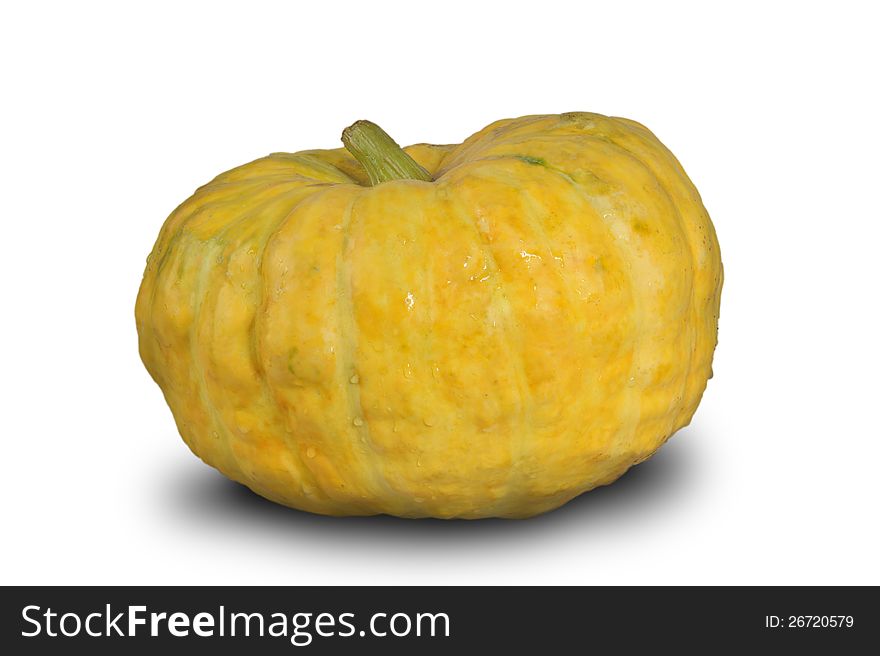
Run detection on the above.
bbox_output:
[342,120,432,186]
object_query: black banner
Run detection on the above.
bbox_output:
[2,586,876,653]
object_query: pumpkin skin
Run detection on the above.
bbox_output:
[135,112,722,519]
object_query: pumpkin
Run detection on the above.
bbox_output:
[135,113,722,519]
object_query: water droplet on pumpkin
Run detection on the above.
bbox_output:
[405,291,415,310]
[212,431,219,440]
[423,417,435,427]
[306,447,316,458]
[627,376,637,387]
[349,374,360,384]
[353,417,364,427]
[403,363,413,379]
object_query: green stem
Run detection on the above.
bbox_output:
[341,120,432,186]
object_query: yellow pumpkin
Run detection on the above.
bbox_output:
[135,113,722,519]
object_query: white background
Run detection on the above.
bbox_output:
[2,1,878,585]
